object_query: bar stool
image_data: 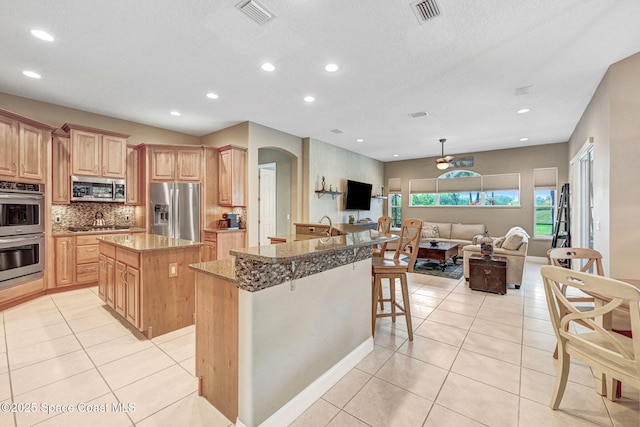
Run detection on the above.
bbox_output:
[371,218,422,340]
[373,216,392,258]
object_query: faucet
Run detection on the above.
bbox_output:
[318,215,333,236]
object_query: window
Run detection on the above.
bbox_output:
[533,168,558,238]
[407,171,520,207]
[387,178,402,227]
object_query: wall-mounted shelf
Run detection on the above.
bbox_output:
[372,195,388,200]
[315,190,343,199]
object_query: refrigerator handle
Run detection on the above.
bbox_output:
[173,187,179,239]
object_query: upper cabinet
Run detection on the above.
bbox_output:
[148,145,203,182]
[0,109,55,183]
[126,145,141,205]
[52,129,71,204]
[62,123,128,179]
[218,145,247,207]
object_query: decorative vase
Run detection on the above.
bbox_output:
[322,176,326,191]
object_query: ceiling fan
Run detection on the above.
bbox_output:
[432,138,475,170]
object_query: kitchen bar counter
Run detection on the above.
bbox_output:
[190,228,395,426]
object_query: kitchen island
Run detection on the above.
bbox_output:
[190,229,395,427]
[98,233,203,338]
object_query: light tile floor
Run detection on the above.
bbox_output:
[0,258,638,426]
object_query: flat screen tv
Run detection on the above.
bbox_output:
[345,180,373,210]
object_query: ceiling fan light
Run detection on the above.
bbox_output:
[436,162,449,170]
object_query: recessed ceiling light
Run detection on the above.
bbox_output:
[520,137,529,142]
[261,62,275,72]
[409,111,428,118]
[393,154,399,157]
[170,111,181,116]
[30,29,54,41]
[22,70,41,79]
[517,108,530,114]
[304,96,315,103]
[356,138,364,142]
[325,63,339,72]
[206,92,219,99]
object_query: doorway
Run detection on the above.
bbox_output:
[571,139,594,249]
[258,163,276,246]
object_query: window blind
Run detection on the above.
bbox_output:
[482,173,520,191]
[409,178,436,194]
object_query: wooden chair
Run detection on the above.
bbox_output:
[372,216,392,258]
[371,218,422,341]
[540,265,640,407]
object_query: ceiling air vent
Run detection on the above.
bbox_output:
[236,0,275,25]
[412,0,442,23]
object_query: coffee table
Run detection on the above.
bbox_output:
[416,242,459,271]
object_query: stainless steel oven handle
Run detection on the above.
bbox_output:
[0,194,44,200]
[0,235,44,244]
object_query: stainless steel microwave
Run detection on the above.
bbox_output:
[71,176,126,202]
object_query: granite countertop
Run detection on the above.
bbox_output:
[230,229,396,263]
[189,259,236,283]
[98,233,204,252]
[53,227,146,237]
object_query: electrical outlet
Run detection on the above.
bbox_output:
[54,216,62,223]
[169,263,178,277]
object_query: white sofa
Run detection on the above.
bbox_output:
[462,226,529,288]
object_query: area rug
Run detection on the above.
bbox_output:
[408,258,464,279]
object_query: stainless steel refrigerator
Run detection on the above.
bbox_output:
[150,182,201,241]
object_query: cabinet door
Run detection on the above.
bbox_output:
[98,254,107,301]
[52,135,71,203]
[115,261,127,316]
[125,267,140,328]
[126,146,140,204]
[18,123,45,181]
[0,116,17,177]
[216,232,245,260]
[106,257,115,308]
[71,130,101,176]
[102,135,126,178]
[218,147,246,206]
[149,147,175,181]
[176,148,202,181]
[55,237,74,286]
[202,242,217,262]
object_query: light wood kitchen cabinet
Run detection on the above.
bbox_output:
[98,254,107,300]
[55,237,74,287]
[63,123,128,179]
[124,266,140,327]
[105,256,115,308]
[126,145,141,205]
[218,145,246,206]
[52,130,71,203]
[0,109,54,183]
[115,261,127,317]
[76,235,100,284]
[203,230,246,261]
[148,145,203,182]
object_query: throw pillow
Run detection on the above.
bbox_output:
[422,224,439,239]
[502,233,524,250]
[493,237,506,248]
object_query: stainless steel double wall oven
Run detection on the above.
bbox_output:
[0,180,45,289]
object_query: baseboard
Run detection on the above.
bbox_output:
[236,337,374,427]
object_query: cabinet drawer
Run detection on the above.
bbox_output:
[77,235,101,245]
[203,231,217,242]
[116,247,139,268]
[76,244,99,263]
[76,263,99,283]
[100,243,116,258]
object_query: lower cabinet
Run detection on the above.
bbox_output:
[99,246,140,328]
[202,230,246,261]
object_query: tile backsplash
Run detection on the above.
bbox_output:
[52,203,135,233]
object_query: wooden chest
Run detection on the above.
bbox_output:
[469,255,507,295]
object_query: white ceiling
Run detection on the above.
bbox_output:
[2,1,640,161]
